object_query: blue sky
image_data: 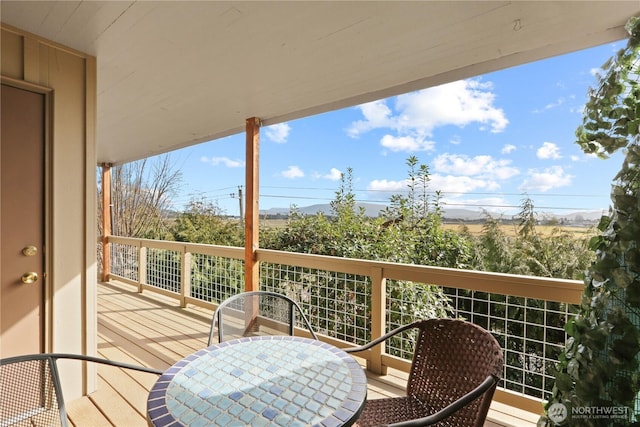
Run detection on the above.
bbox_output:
[167,40,626,218]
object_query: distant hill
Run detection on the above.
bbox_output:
[260,203,605,223]
[260,203,385,217]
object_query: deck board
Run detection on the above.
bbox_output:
[65,280,535,426]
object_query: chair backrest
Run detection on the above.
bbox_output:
[0,354,67,427]
[208,291,318,345]
[408,319,504,427]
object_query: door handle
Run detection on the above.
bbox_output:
[21,272,38,284]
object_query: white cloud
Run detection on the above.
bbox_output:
[449,135,462,145]
[394,80,508,134]
[519,166,573,192]
[432,154,519,180]
[501,144,516,154]
[348,100,394,137]
[440,196,510,210]
[367,153,519,200]
[265,123,291,144]
[314,168,342,181]
[281,166,304,179]
[430,174,501,192]
[347,79,508,140]
[367,179,406,193]
[367,174,499,196]
[544,97,565,110]
[537,142,562,160]
[380,135,435,152]
[200,156,244,168]
[570,103,585,114]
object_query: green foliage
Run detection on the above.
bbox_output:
[171,198,243,246]
[465,199,594,280]
[170,198,244,302]
[378,157,473,269]
[541,17,640,426]
[465,214,519,273]
[261,160,461,345]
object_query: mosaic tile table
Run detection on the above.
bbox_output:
[147,336,367,427]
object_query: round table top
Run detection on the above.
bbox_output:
[147,336,367,427]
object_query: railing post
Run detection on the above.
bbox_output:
[138,245,147,293]
[369,267,387,375]
[244,117,261,292]
[100,164,111,282]
[181,250,191,308]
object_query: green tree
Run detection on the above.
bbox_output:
[379,156,471,268]
[541,17,640,426]
[463,198,593,280]
[261,159,463,345]
[172,198,243,246]
[514,197,592,279]
[466,212,518,273]
[170,197,244,302]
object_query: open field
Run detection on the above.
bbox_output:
[441,222,597,237]
[258,218,597,239]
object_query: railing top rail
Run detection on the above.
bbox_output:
[257,248,583,304]
[106,236,583,304]
[107,236,244,259]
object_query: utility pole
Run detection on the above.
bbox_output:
[231,186,244,227]
[237,185,244,228]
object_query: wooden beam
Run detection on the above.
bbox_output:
[244,118,260,292]
[101,164,111,282]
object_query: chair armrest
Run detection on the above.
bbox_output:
[343,321,421,353]
[50,353,164,375]
[387,375,498,427]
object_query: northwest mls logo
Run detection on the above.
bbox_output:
[547,402,631,425]
[548,403,569,425]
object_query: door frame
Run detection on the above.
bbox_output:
[2,76,53,353]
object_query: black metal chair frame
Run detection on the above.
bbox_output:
[208,290,318,345]
[343,319,503,427]
[0,353,163,427]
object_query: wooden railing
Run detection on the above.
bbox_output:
[105,235,583,415]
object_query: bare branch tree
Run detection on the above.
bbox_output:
[100,155,182,239]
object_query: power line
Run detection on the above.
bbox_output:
[260,185,606,199]
[259,194,608,212]
[170,185,610,212]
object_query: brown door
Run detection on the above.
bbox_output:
[1,83,46,357]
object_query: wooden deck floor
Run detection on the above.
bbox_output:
[65,280,537,426]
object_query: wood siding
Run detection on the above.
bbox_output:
[1,24,97,399]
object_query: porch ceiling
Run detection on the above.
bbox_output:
[1,1,639,165]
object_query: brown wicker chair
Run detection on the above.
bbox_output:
[344,318,504,427]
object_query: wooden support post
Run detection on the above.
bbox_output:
[181,251,191,308]
[101,164,112,282]
[244,117,260,292]
[369,267,387,374]
[139,246,146,293]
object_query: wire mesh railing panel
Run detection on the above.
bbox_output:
[109,242,139,281]
[146,248,181,294]
[260,262,371,345]
[442,287,579,400]
[190,254,245,303]
[385,281,454,360]
[106,237,584,406]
